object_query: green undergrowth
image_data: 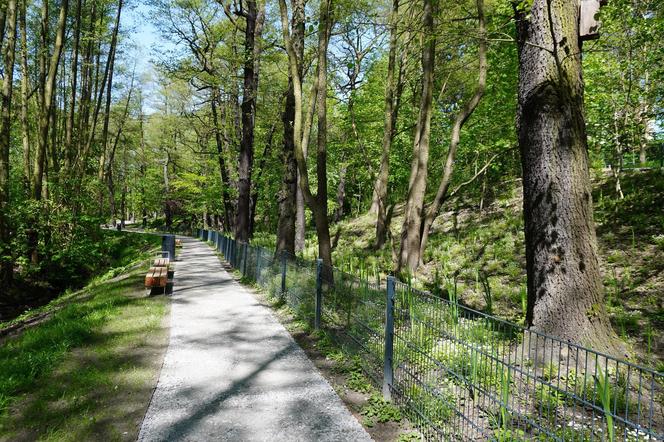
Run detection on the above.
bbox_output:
[0,234,168,441]
[2,231,161,324]
[251,170,664,368]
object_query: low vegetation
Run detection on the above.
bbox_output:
[0,234,169,441]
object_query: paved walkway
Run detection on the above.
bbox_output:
[138,237,371,442]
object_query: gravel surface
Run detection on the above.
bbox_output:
[138,237,372,442]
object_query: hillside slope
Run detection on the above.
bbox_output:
[309,170,664,370]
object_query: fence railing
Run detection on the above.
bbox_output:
[198,229,664,441]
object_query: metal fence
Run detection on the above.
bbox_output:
[199,230,664,441]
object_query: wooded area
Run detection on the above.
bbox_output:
[0,0,662,359]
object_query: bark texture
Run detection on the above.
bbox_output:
[276,0,305,256]
[235,0,264,242]
[278,0,334,268]
[397,0,435,274]
[33,0,69,200]
[0,0,18,287]
[515,0,617,352]
[418,0,487,263]
[371,0,399,250]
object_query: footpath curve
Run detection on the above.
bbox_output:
[138,236,372,441]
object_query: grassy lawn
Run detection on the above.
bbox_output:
[0,235,170,442]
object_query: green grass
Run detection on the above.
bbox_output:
[0,234,168,441]
[3,232,161,329]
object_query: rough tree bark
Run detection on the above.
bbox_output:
[211,90,234,231]
[249,121,275,237]
[371,0,400,250]
[278,0,334,268]
[515,0,618,352]
[19,0,30,189]
[33,0,69,200]
[235,0,264,242]
[417,0,487,264]
[276,0,304,256]
[64,0,84,172]
[0,0,18,287]
[397,0,435,274]
[97,0,124,219]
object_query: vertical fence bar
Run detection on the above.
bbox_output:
[242,243,248,276]
[280,251,287,296]
[383,275,395,401]
[315,259,323,330]
[255,247,261,282]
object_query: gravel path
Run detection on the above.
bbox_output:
[138,237,372,442]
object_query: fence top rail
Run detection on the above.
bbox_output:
[393,280,663,377]
[204,230,663,378]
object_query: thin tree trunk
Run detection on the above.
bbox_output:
[75,0,119,182]
[0,2,7,51]
[418,0,487,263]
[515,0,618,352]
[98,0,123,182]
[0,0,18,287]
[19,0,30,190]
[64,0,83,172]
[33,0,69,200]
[372,0,401,250]
[370,0,399,219]
[397,0,435,274]
[104,71,135,224]
[278,0,334,267]
[249,122,275,237]
[333,164,347,223]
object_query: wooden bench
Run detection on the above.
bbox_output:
[145,267,168,290]
[153,258,170,267]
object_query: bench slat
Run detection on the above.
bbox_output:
[145,266,168,288]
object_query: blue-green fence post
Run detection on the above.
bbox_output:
[280,251,287,296]
[315,259,323,330]
[255,247,261,282]
[383,276,396,400]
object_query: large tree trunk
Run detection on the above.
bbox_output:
[371,0,400,250]
[311,0,333,267]
[418,0,487,264]
[397,0,435,274]
[277,0,305,256]
[235,0,264,242]
[0,0,18,287]
[277,77,299,255]
[515,0,617,352]
[211,90,234,231]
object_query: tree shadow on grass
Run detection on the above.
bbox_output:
[0,274,170,442]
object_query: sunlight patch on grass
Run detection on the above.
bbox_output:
[0,241,169,441]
